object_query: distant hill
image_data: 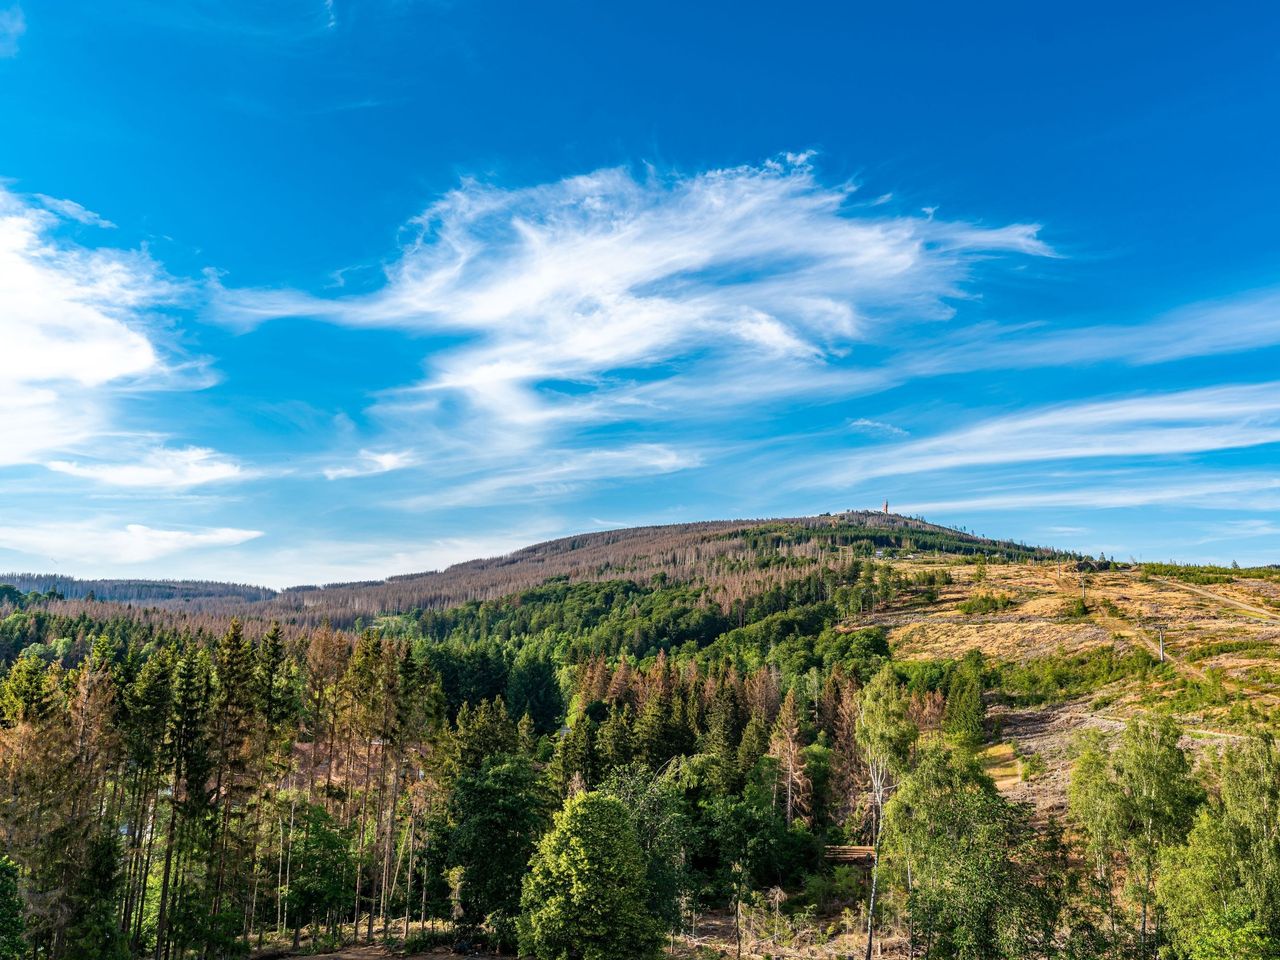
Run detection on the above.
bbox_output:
[1,512,1072,630]
[0,573,276,605]
[260,510,1068,626]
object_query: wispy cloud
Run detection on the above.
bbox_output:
[403,444,699,509]
[1194,518,1280,543]
[209,528,558,589]
[323,449,417,480]
[896,473,1280,514]
[0,520,262,565]
[213,156,1050,499]
[848,417,908,437]
[0,5,23,58]
[917,288,1280,377]
[816,382,1280,485]
[34,194,116,228]
[47,446,246,488]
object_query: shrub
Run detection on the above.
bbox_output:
[958,593,1015,615]
[1061,597,1089,619]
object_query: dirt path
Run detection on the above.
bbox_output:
[306,946,498,960]
[1090,601,1215,684]
[1151,577,1280,622]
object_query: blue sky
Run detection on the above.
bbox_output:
[1,0,1279,586]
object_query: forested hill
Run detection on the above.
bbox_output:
[1,512,1072,631]
[0,574,276,605]
[265,511,1070,625]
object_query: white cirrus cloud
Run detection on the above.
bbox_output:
[323,448,418,480]
[847,417,908,437]
[0,520,263,565]
[214,156,1051,442]
[33,194,117,229]
[214,530,555,589]
[1194,518,1280,543]
[46,446,246,488]
[404,443,700,509]
[896,473,1280,515]
[916,288,1280,377]
[817,381,1280,485]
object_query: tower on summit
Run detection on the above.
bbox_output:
[882,499,889,515]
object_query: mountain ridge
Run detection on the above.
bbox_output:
[0,514,1070,627]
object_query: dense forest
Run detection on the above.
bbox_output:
[0,521,1276,960]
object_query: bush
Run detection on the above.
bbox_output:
[1019,752,1047,781]
[1061,597,1090,619]
[958,593,1015,615]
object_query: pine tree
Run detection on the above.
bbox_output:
[597,704,635,773]
[942,652,985,750]
[119,649,173,947]
[154,647,213,960]
[767,689,810,825]
[450,755,553,950]
[63,831,128,960]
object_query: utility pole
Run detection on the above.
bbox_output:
[1143,606,1166,663]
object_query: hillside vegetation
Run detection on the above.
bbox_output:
[0,515,1276,960]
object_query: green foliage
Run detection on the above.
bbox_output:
[283,804,353,938]
[1068,716,1204,955]
[450,753,554,949]
[519,791,663,960]
[506,647,565,734]
[855,664,918,957]
[943,651,986,749]
[0,652,52,724]
[0,857,24,960]
[0,527,1272,960]
[1061,596,1090,619]
[1140,561,1280,586]
[1018,751,1046,781]
[0,584,62,611]
[972,556,988,583]
[995,644,1161,704]
[957,592,1014,615]
[598,763,693,931]
[856,665,918,777]
[1157,736,1280,958]
[63,831,128,960]
[1160,669,1232,713]
[885,740,1064,960]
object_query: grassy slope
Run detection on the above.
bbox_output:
[875,555,1280,810]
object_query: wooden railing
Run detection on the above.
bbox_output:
[823,845,876,865]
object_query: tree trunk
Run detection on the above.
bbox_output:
[864,788,885,960]
[153,779,180,960]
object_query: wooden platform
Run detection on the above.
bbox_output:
[824,845,875,865]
